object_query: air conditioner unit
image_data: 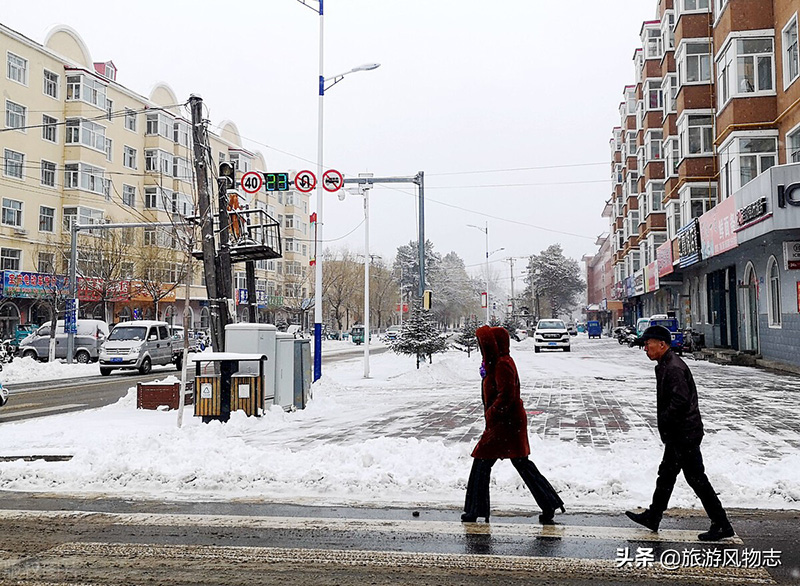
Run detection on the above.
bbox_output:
[13,227,28,236]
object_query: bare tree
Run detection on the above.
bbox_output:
[132,227,189,319]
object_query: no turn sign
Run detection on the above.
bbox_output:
[322,169,344,192]
[294,170,317,193]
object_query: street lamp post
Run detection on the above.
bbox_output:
[467,222,504,324]
[307,0,379,382]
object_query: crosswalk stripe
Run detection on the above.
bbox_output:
[49,542,775,584]
[0,509,744,544]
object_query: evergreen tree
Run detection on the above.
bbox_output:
[453,316,480,357]
[391,300,448,368]
[523,244,585,319]
[502,315,522,342]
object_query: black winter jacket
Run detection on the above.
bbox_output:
[655,349,704,444]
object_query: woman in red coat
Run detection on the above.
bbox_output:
[462,326,565,524]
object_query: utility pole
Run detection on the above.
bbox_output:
[246,261,257,323]
[189,95,225,352]
[216,166,234,333]
[509,257,515,322]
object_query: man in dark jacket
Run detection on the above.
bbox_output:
[625,325,734,541]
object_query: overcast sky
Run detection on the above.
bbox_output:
[4,1,656,286]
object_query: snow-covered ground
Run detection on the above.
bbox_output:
[1,356,100,384]
[0,335,798,514]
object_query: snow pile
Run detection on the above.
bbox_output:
[0,338,798,513]
[1,356,99,384]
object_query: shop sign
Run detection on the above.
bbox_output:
[237,289,284,308]
[645,261,659,293]
[625,276,635,298]
[634,270,645,296]
[736,196,770,230]
[699,196,738,259]
[797,282,800,313]
[784,241,800,270]
[77,278,130,302]
[677,219,701,268]
[656,241,674,278]
[1,271,67,298]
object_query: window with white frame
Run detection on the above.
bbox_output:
[664,137,679,177]
[173,157,191,181]
[714,0,729,18]
[646,130,663,162]
[63,162,110,196]
[640,240,652,266]
[65,118,107,151]
[677,41,712,85]
[42,115,57,142]
[124,108,137,131]
[122,184,136,208]
[38,252,55,273]
[636,100,645,130]
[631,250,641,272]
[661,11,675,52]
[2,198,22,227]
[104,138,112,162]
[5,100,26,130]
[229,152,252,173]
[41,160,56,187]
[666,200,682,239]
[144,187,172,212]
[784,16,799,88]
[6,52,27,85]
[145,111,173,138]
[767,256,782,326]
[65,74,107,110]
[173,121,190,147]
[637,146,645,177]
[648,181,665,214]
[788,125,800,163]
[143,227,157,247]
[662,75,678,115]
[285,215,296,229]
[123,146,137,169]
[679,184,716,225]
[682,0,709,11]
[614,164,623,184]
[1,248,21,270]
[3,149,24,179]
[145,149,174,176]
[638,193,649,222]
[39,206,55,232]
[717,36,775,108]
[627,170,639,195]
[172,192,193,216]
[643,27,663,60]
[645,79,663,111]
[678,112,714,157]
[43,70,58,98]
[719,135,777,196]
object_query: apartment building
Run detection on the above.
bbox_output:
[602,0,800,369]
[0,23,310,338]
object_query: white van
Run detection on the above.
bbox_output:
[99,320,176,375]
[18,319,109,363]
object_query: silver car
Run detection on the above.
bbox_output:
[99,320,175,375]
[18,319,109,363]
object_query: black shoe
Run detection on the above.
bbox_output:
[698,523,735,541]
[625,510,660,532]
[539,510,556,525]
[461,513,477,523]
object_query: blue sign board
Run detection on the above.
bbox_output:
[64,298,79,334]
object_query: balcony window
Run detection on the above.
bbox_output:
[646,130,663,162]
[65,118,107,152]
[682,0,709,11]
[146,112,173,138]
[145,149,174,176]
[173,121,190,147]
[677,41,712,85]
[717,37,775,108]
[719,135,777,197]
[62,206,104,233]
[648,181,665,213]
[627,171,639,196]
[63,163,110,196]
[66,74,107,110]
[666,200,682,239]
[661,11,675,52]
[679,184,716,226]
[678,113,714,157]
[788,126,800,163]
[144,187,172,212]
[662,75,677,115]
[644,27,663,60]
[645,79,663,111]
[784,17,799,88]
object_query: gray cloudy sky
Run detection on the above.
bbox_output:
[4,1,655,284]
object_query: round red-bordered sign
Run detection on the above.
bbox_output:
[322,169,344,192]
[240,171,263,194]
[294,170,317,193]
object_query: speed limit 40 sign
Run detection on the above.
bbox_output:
[240,171,263,194]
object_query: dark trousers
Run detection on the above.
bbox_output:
[649,441,728,525]
[464,457,564,519]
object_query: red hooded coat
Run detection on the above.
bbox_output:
[471,326,531,459]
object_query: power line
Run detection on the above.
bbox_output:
[427,162,609,176]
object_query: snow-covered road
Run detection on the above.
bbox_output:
[0,335,798,514]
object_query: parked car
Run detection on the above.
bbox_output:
[586,320,602,338]
[533,319,571,353]
[514,328,528,341]
[99,320,176,375]
[567,323,578,336]
[18,319,109,363]
[384,325,402,341]
[0,381,8,408]
[169,325,199,369]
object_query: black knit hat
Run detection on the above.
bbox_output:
[640,325,672,345]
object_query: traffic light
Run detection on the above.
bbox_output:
[423,289,432,310]
[219,161,236,188]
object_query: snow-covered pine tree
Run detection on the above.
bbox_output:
[391,299,448,368]
[453,316,480,357]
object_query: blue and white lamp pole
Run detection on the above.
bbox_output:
[299,0,379,381]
